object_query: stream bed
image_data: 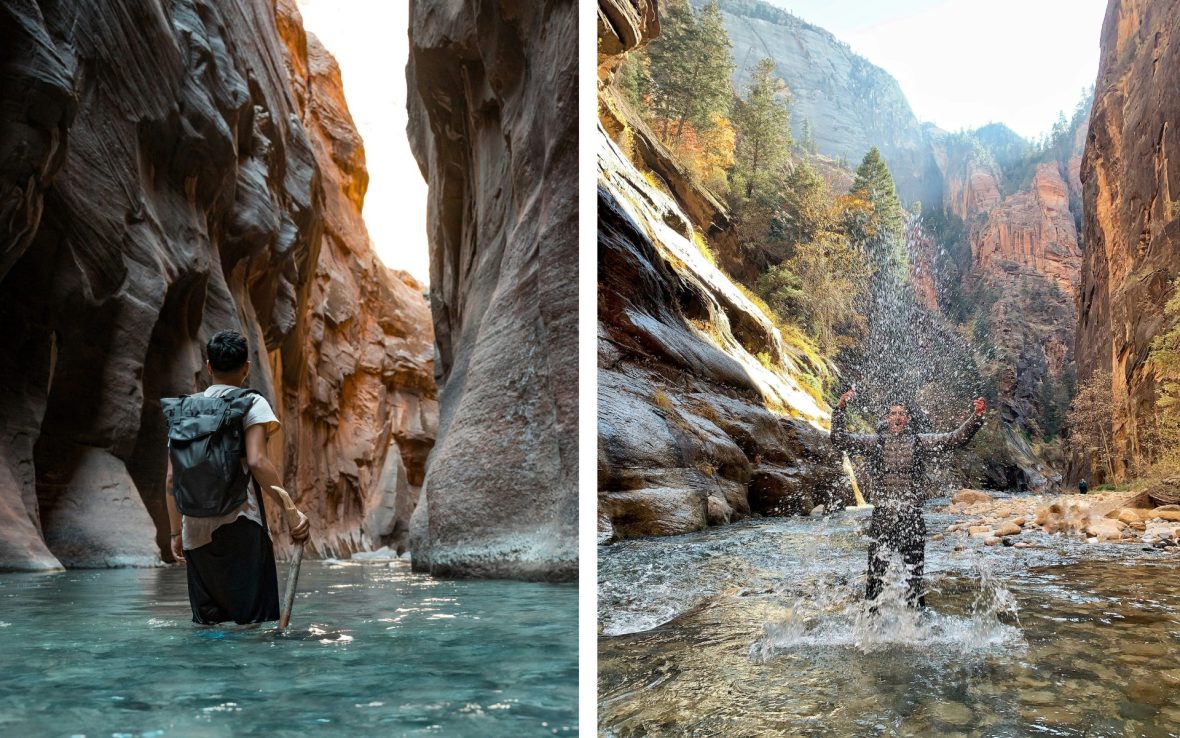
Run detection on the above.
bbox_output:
[599,499,1180,736]
[0,559,577,737]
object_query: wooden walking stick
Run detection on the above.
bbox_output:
[271,485,305,629]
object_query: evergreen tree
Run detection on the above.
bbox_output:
[616,50,652,115]
[731,57,791,202]
[801,118,818,155]
[774,159,828,245]
[848,147,905,274]
[646,0,735,143]
[851,147,903,240]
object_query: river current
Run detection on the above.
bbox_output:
[599,499,1180,736]
[0,558,577,737]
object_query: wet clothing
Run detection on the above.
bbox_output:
[831,407,984,606]
[172,383,281,624]
[184,512,280,625]
[1078,480,1089,495]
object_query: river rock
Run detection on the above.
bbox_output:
[995,522,1022,537]
[406,0,577,580]
[954,489,993,506]
[602,488,708,538]
[984,536,1001,546]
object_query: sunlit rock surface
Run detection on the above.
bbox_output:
[406,0,578,580]
[597,5,840,541]
[0,0,436,569]
[1076,0,1180,479]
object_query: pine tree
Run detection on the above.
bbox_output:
[775,159,828,245]
[846,147,906,280]
[801,118,817,155]
[616,50,652,115]
[731,57,791,202]
[646,0,735,144]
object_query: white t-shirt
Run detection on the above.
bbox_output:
[177,385,280,550]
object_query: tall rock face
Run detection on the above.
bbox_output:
[598,2,841,542]
[928,129,1085,489]
[406,0,578,581]
[1077,0,1180,478]
[698,0,942,205]
[273,1,437,558]
[0,0,436,570]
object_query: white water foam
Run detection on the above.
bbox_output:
[750,553,1023,661]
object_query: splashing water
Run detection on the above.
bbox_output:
[750,552,1022,662]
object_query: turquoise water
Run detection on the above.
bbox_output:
[0,559,577,737]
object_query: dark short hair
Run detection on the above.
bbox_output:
[207,330,249,372]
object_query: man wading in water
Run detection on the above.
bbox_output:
[831,389,986,608]
[163,330,310,625]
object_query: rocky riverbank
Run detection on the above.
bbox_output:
[937,487,1180,550]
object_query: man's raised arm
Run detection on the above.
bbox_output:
[920,397,987,451]
[831,389,876,452]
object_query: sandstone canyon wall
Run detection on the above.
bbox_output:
[0,0,435,570]
[405,0,578,581]
[1076,0,1180,478]
[598,0,843,542]
[927,128,1085,489]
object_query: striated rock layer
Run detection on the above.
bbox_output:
[598,3,842,541]
[406,0,578,581]
[0,0,435,570]
[1076,0,1180,479]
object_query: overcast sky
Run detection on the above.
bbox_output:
[295,0,429,284]
[768,0,1110,139]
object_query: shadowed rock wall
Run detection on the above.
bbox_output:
[0,0,436,570]
[405,0,578,580]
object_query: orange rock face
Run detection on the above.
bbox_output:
[973,163,1082,297]
[1076,0,1180,479]
[274,1,437,557]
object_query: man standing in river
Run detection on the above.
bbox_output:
[163,330,309,625]
[831,390,986,609]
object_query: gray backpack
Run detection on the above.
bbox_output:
[161,388,259,517]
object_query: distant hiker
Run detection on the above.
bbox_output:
[831,389,986,609]
[1078,479,1089,495]
[163,330,310,625]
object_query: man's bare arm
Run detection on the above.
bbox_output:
[164,457,184,562]
[244,424,310,542]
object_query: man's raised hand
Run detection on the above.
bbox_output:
[838,388,857,409]
[974,397,987,417]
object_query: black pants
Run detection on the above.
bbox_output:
[184,517,280,625]
[865,510,926,608]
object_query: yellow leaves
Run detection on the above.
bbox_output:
[651,114,735,196]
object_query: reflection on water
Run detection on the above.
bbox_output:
[0,560,576,736]
[599,503,1180,736]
